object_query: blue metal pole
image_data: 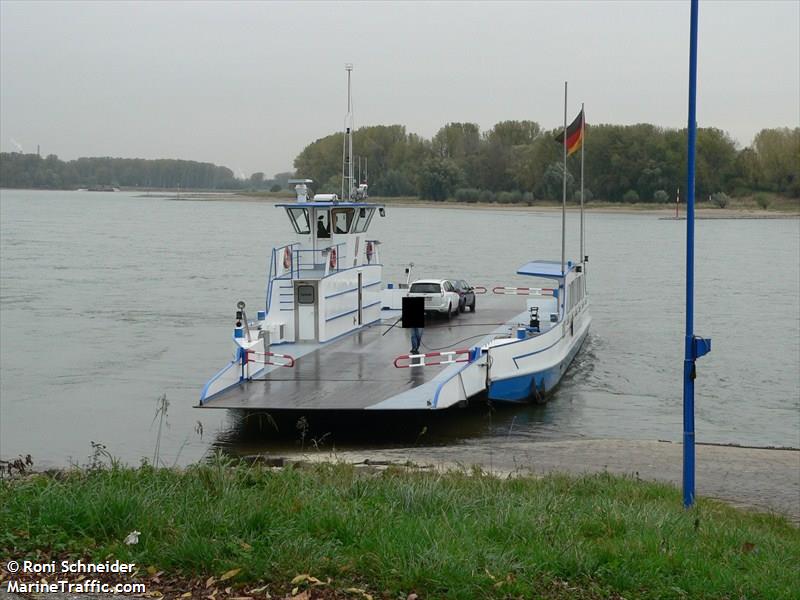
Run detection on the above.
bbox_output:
[683,0,700,509]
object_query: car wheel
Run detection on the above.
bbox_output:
[458,299,465,313]
[447,303,453,319]
[470,298,476,312]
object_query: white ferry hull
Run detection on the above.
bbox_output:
[487,306,591,402]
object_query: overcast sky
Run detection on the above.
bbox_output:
[1,1,798,177]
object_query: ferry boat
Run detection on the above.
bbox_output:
[198,67,590,411]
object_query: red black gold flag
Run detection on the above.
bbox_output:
[554,109,584,156]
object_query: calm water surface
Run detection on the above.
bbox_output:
[1,190,798,467]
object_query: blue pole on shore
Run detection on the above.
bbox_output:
[683,0,711,509]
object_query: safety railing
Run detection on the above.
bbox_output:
[245,349,295,368]
[492,286,556,296]
[473,286,488,294]
[270,243,348,279]
[393,348,472,369]
[295,243,347,275]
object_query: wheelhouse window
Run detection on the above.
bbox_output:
[331,208,355,234]
[316,210,330,238]
[286,208,310,234]
[352,207,375,233]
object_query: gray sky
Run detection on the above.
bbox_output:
[1,0,798,177]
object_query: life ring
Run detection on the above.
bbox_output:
[329,247,337,269]
[283,246,291,270]
[366,241,373,263]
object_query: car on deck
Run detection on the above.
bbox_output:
[450,279,477,312]
[408,279,461,317]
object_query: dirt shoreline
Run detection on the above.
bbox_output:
[286,438,800,522]
[215,193,800,218]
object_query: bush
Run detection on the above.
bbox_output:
[710,192,730,208]
[522,191,534,205]
[754,192,771,210]
[269,184,282,192]
[497,190,522,204]
[653,189,669,203]
[622,189,640,203]
[479,190,496,203]
[574,189,594,203]
[454,188,480,203]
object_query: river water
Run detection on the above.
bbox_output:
[1,189,798,467]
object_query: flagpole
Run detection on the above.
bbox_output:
[682,0,710,509]
[580,103,585,265]
[561,81,567,281]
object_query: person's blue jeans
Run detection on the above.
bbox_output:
[410,327,423,354]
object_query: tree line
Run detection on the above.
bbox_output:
[294,122,799,202]
[2,123,797,203]
[0,153,293,192]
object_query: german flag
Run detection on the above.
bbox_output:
[554,109,584,156]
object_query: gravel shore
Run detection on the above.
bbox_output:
[293,438,800,522]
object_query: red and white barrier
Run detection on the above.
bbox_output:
[473,286,488,294]
[492,286,555,296]
[393,348,471,369]
[246,349,295,368]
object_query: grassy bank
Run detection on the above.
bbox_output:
[2,461,798,599]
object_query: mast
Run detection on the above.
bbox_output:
[561,82,567,282]
[342,63,355,200]
[580,102,585,265]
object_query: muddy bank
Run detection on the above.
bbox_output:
[286,439,800,522]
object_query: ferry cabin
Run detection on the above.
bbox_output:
[260,193,385,346]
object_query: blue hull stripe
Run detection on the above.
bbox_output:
[490,329,588,402]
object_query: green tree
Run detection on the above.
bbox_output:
[536,161,574,201]
[249,172,265,188]
[416,157,464,200]
[371,169,415,197]
[753,127,800,196]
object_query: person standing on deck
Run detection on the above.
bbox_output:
[317,214,330,238]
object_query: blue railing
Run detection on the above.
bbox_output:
[265,242,349,315]
[293,243,346,275]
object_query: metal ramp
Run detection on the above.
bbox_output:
[200,297,523,411]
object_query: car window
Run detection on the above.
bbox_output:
[410,283,442,294]
[444,281,453,292]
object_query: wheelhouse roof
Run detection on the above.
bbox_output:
[276,202,384,208]
[516,260,576,279]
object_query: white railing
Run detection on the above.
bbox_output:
[393,348,472,369]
